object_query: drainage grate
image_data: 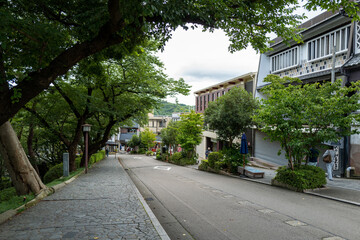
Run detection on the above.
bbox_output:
[144,197,154,201]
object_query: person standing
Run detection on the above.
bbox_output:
[205,147,211,159]
[308,147,319,166]
[105,146,109,157]
[322,146,335,181]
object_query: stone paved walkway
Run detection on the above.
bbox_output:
[0,156,163,240]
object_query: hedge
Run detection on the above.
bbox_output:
[44,151,105,183]
[208,152,223,169]
[274,165,326,190]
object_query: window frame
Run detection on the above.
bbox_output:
[307,24,350,62]
[270,46,299,73]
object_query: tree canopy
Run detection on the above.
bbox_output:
[204,87,257,147]
[1,0,360,125]
[177,111,203,159]
[253,75,360,170]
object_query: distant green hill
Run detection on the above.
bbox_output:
[154,101,193,116]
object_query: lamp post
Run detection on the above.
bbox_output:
[82,124,91,174]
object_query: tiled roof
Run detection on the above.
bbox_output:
[343,54,360,68]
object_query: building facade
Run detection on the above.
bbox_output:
[195,72,257,160]
[255,10,360,176]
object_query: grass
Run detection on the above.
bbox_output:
[0,167,85,214]
[45,167,84,187]
[0,188,35,214]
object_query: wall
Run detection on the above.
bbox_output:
[350,129,360,175]
[254,130,287,166]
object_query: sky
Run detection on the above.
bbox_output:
[156,6,324,106]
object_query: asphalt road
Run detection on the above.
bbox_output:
[120,154,360,240]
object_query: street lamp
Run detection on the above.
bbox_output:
[82,124,91,174]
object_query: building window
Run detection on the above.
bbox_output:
[196,97,199,111]
[271,46,298,73]
[356,22,360,54]
[307,25,350,61]
[212,93,215,101]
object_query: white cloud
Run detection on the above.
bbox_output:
[157,6,324,106]
[157,28,259,105]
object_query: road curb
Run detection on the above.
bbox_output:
[195,166,360,207]
[303,190,360,207]
[118,157,171,240]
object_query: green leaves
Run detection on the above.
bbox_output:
[177,111,203,154]
[255,75,360,169]
[140,128,157,150]
[204,87,258,146]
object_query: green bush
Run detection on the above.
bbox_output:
[198,160,209,171]
[44,163,63,183]
[274,165,326,190]
[170,152,182,164]
[156,153,162,160]
[221,146,248,173]
[0,187,16,201]
[161,153,169,162]
[146,150,153,156]
[75,156,81,168]
[180,158,196,165]
[208,152,223,168]
[138,148,146,154]
[45,151,105,184]
[0,179,12,190]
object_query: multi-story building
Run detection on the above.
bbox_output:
[194,72,257,159]
[140,113,171,143]
[118,123,140,146]
[255,10,360,176]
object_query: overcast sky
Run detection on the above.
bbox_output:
[156,6,323,106]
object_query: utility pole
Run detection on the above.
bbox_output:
[331,35,336,83]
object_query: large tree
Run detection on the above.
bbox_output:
[204,87,258,147]
[253,75,360,170]
[2,0,360,125]
[1,0,359,195]
[24,43,189,172]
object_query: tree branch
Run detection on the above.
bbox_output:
[23,106,71,146]
[53,82,81,118]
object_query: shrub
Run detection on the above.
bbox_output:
[170,152,182,164]
[0,187,16,201]
[156,153,162,160]
[180,158,196,166]
[138,148,146,154]
[161,153,169,162]
[75,156,82,168]
[274,165,326,190]
[208,152,223,168]
[146,151,153,156]
[44,163,63,183]
[221,146,248,173]
[198,160,209,171]
[0,179,12,190]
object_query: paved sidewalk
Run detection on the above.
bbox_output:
[0,156,168,240]
[239,166,360,206]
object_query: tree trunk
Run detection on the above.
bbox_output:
[0,121,46,195]
[69,144,78,172]
[27,123,40,175]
